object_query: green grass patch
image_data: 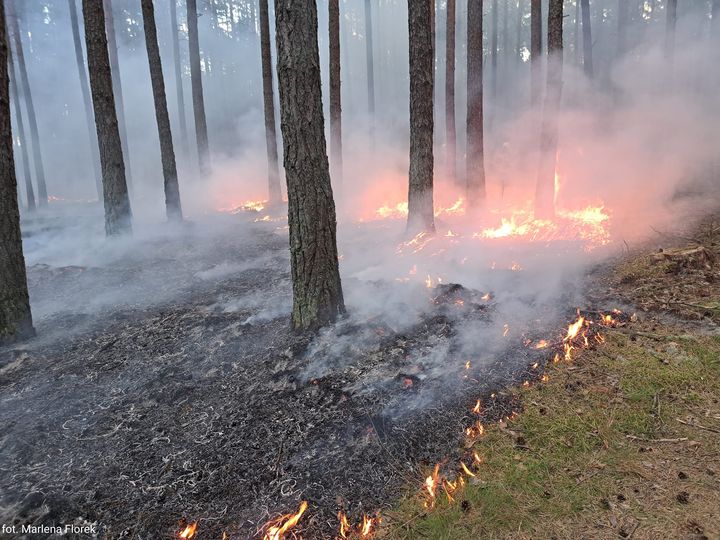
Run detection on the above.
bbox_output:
[384,333,720,539]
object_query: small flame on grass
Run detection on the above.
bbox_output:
[465,361,471,370]
[262,501,308,540]
[179,523,197,539]
[503,324,510,337]
[534,340,548,349]
[472,400,482,414]
[460,461,476,477]
[541,374,550,383]
[424,464,441,507]
[473,452,483,464]
[465,421,485,438]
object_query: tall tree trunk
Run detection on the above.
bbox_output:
[491,0,498,98]
[530,0,541,105]
[364,0,375,141]
[713,0,720,39]
[102,0,133,192]
[274,0,345,331]
[7,34,34,211]
[7,1,47,207]
[141,0,183,221]
[68,0,102,199]
[445,0,456,182]
[516,0,525,66]
[573,0,580,64]
[0,1,34,345]
[260,0,281,203]
[466,0,486,207]
[329,0,343,186]
[665,0,677,60]
[534,0,563,219]
[169,0,190,158]
[82,0,132,236]
[407,0,435,233]
[187,0,211,174]
[581,0,593,78]
[502,0,509,69]
[617,0,628,58]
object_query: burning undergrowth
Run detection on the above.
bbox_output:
[0,204,630,539]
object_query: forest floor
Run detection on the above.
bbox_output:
[384,217,720,539]
[0,205,584,540]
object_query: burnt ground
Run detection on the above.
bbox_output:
[0,208,586,540]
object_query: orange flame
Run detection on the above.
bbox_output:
[262,501,308,540]
[179,523,197,539]
[459,461,476,477]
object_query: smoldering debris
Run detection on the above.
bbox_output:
[0,213,593,538]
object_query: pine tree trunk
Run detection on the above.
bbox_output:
[187,0,211,175]
[68,0,102,199]
[713,0,720,39]
[141,0,183,221]
[530,0,542,105]
[445,0,456,183]
[274,0,345,331]
[82,0,132,236]
[7,1,47,207]
[7,35,34,212]
[407,0,435,234]
[534,0,563,219]
[364,0,375,141]
[516,0,525,66]
[260,0,281,203]
[169,0,190,158]
[0,1,34,345]
[491,0,498,98]
[617,0,628,58]
[665,0,677,60]
[466,0,485,207]
[102,0,133,192]
[574,0,580,65]
[581,0,593,77]
[329,0,343,186]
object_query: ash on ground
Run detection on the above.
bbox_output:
[0,208,585,539]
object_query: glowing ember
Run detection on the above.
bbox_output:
[534,340,549,349]
[262,501,308,540]
[472,399,482,414]
[178,523,197,539]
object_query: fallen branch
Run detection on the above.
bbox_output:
[625,435,688,443]
[676,418,720,434]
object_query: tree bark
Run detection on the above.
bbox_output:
[0,0,34,345]
[7,1,47,207]
[665,0,677,60]
[445,0,456,182]
[102,0,133,192]
[187,0,211,175]
[466,0,485,208]
[534,0,563,219]
[581,0,593,78]
[68,0,102,199]
[82,0,132,236]
[364,0,375,141]
[407,0,435,233]
[260,0,281,203]
[141,0,183,221]
[7,34,34,212]
[274,0,345,331]
[329,0,343,186]
[169,0,190,158]
[530,0,541,105]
